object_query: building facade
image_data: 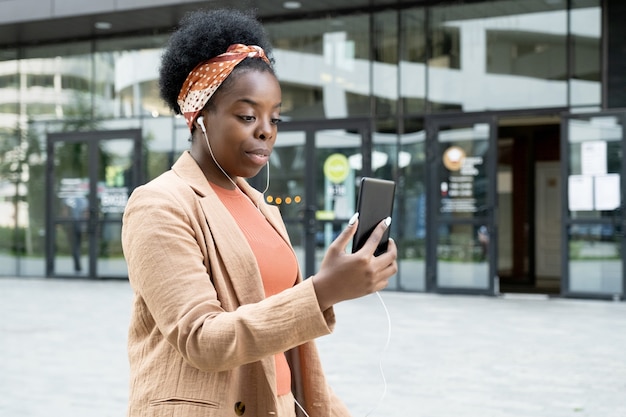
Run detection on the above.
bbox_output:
[0,0,624,300]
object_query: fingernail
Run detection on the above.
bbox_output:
[384,217,392,227]
[348,212,359,225]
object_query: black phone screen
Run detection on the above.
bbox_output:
[351,177,396,256]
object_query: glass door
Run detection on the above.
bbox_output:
[254,118,370,278]
[426,115,497,295]
[45,129,142,278]
[562,111,626,300]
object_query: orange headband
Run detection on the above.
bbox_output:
[177,44,271,131]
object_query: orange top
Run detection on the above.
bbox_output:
[211,184,299,396]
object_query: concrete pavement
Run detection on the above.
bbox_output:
[1,277,625,417]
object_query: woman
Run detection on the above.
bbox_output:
[121,8,397,417]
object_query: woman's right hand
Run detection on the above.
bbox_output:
[311,215,398,311]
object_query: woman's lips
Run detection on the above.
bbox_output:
[246,149,270,165]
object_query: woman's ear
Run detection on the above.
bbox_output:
[197,116,206,133]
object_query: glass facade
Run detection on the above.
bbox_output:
[1,0,620,299]
[566,115,623,295]
[396,118,427,291]
[400,9,427,115]
[570,0,602,107]
[0,48,20,275]
[45,130,141,278]
[267,14,371,120]
[433,120,492,291]
[428,0,572,111]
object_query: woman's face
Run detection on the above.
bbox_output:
[197,70,282,184]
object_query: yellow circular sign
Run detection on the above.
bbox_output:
[323,153,350,184]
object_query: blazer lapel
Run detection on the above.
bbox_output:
[172,152,264,305]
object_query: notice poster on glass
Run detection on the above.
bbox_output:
[594,174,620,211]
[568,175,593,211]
[581,141,607,176]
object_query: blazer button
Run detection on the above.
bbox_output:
[234,401,246,415]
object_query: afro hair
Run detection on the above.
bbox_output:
[159,8,275,115]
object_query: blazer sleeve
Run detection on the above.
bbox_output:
[331,390,352,417]
[122,182,335,372]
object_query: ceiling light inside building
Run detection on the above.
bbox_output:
[283,1,301,9]
[95,21,112,30]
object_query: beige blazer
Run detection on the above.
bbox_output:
[122,151,351,417]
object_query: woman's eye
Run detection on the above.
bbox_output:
[271,118,282,125]
[240,115,255,122]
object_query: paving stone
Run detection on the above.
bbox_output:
[1,278,625,417]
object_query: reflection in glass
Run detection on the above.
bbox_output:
[568,224,622,294]
[568,117,622,219]
[266,15,370,120]
[0,50,20,274]
[95,35,170,119]
[437,224,489,289]
[373,11,398,118]
[313,130,362,273]
[0,49,49,274]
[428,0,569,111]
[23,175,45,275]
[438,124,489,218]
[53,142,90,276]
[397,118,426,290]
[22,42,93,122]
[267,128,365,276]
[48,134,137,278]
[0,1,613,285]
[497,139,515,278]
[96,139,133,277]
[566,115,623,295]
[400,9,427,114]
[143,116,179,181]
[58,191,88,274]
[435,122,490,290]
[570,0,601,107]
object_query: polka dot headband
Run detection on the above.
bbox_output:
[177,44,271,131]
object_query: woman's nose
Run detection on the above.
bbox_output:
[256,119,274,141]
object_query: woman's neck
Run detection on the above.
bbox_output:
[189,148,238,190]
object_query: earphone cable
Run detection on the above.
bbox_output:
[200,124,239,190]
[256,161,270,207]
[294,291,391,417]
[294,397,311,417]
[364,291,391,417]
[199,123,269,209]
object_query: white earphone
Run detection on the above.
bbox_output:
[197,116,206,133]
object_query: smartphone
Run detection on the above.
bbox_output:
[352,177,396,256]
